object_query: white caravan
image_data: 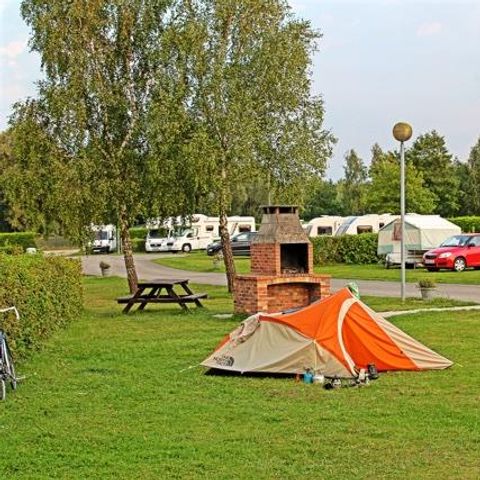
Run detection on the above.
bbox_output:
[90,224,117,253]
[149,214,256,253]
[335,214,396,236]
[304,216,345,237]
[378,215,461,268]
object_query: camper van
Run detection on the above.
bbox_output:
[90,224,117,253]
[335,214,395,236]
[154,214,256,253]
[145,227,172,252]
[304,216,344,237]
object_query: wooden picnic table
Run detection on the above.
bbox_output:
[117,278,207,313]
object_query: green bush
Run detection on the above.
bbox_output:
[448,216,480,233]
[0,232,37,250]
[0,254,83,358]
[129,227,148,239]
[131,238,146,253]
[312,233,379,265]
[0,245,24,255]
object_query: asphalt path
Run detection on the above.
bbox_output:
[80,253,480,302]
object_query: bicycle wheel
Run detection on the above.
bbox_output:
[0,379,5,401]
[4,341,16,390]
[8,361,16,390]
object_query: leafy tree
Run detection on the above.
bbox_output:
[407,130,459,217]
[368,143,384,177]
[466,137,480,214]
[303,179,344,220]
[365,151,436,214]
[165,0,335,291]
[338,149,367,215]
[0,131,16,231]
[11,0,198,292]
[453,159,471,216]
[230,179,269,221]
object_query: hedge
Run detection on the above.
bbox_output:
[448,216,480,233]
[131,238,146,253]
[0,232,36,250]
[129,227,148,239]
[0,254,83,358]
[312,233,380,265]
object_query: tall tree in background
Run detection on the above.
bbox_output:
[467,137,480,214]
[453,159,471,216]
[10,0,199,293]
[338,149,367,215]
[303,179,343,219]
[408,130,459,217]
[369,143,384,177]
[229,179,269,220]
[0,130,17,231]
[1,107,66,235]
[365,149,436,214]
[166,0,335,292]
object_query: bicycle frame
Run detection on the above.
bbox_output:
[0,306,20,399]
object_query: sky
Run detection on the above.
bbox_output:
[1,0,479,179]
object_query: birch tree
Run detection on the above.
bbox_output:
[164,0,334,292]
[12,0,195,292]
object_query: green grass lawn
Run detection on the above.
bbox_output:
[155,251,251,274]
[1,276,479,479]
[154,251,480,284]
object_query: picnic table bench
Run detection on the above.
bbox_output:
[117,279,207,313]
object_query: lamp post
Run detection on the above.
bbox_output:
[392,122,413,302]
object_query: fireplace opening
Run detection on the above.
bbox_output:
[281,244,308,274]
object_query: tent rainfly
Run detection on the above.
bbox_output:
[202,288,452,377]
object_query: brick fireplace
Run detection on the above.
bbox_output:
[234,205,331,314]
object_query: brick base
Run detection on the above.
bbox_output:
[234,274,331,315]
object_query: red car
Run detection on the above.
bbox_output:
[423,234,480,272]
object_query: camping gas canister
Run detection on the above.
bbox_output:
[303,371,314,384]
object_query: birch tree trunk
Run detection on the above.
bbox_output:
[219,207,236,293]
[120,207,138,294]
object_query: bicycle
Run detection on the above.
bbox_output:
[0,306,19,401]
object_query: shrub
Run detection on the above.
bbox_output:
[0,245,24,255]
[0,253,83,358]
[0,232,37,250]
[131,238,146,253]
[312,233,379,265]
[128,227,147,252]
[448,216,480,233]
[417,278,436,288]
[129,227,148,239]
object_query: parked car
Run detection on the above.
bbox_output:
[206,231,257,257]
[423,234,480,272]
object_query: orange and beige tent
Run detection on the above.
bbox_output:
[202,288,452,377]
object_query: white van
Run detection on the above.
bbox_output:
[163,214,255,253]
[91,224,117,253]
[304,216,344,237]
[145,228,172,252]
